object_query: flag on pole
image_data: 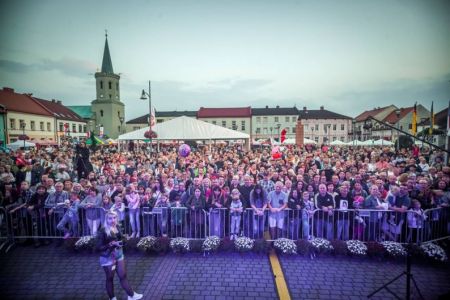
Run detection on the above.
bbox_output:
[429,101,434,135]
[412,102,417,135]
[150,105,156,131]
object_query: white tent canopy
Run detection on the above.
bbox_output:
[118,116,250,141]
[373,139,393,146]
[7,140,36,150]
[346,140,365,146]
[330,140,346,145]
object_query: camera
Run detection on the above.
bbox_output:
[116,241,123,247]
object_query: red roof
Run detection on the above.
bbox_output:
[0,87,53,116]
[197,107,251,118]
[32,97,84,122]
[383,107,413,124]
[355,106,391,122]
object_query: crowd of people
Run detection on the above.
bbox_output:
[0,140,449,247]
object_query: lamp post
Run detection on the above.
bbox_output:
[20,122,26,148]
[352,119,356,146]
[119,116,124,135]
[276,124,281,142]
[140,80,152,154]
[270,127,273,142]
[395,108,401,152]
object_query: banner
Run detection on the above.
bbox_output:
[412,102,417,135]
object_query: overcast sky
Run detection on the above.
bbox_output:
[0,0,449,121]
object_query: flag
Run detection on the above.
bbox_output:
[281,128,287,143]
[429,101,434,135]
[150,105,156,131]
[412,102,417,135]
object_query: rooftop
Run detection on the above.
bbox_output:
[197,107,252,118]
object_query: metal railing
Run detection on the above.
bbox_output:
[1,205,448,252]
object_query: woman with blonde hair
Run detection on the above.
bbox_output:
[96,210,142,300]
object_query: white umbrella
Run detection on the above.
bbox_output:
[330,140,346,145]
[361,139,374,146]
[282,138,296,145]
[373,139,393,146]
[304,138,317,145]
[346,140,365,146]
[7,140,36,150]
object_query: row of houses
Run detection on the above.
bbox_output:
[0,87,87,145]
[126,104,442,145]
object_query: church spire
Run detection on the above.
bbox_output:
[101,31,114,74]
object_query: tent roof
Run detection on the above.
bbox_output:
[118,116,250,140]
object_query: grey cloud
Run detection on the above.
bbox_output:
[0,59,32,73]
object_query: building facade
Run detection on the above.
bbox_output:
[354,105,398,141]
[251,106,298,141]
[125,110,197,133]
[197,107,252,136]
[298,106,352,144]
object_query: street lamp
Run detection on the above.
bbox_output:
[270,127,273,142]
[119,115,124,134]
[276,124,281,142]
[395,108,401,152]
[140,80,152,154]
[20,122,26,148]
[352,119,356,146]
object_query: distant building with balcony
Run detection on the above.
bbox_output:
[251,106,299,141]
[354,105,398,141]
[298,106,352,144]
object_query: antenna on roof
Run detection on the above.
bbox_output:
[105,29,108,38]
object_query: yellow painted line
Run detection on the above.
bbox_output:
[269,250,291,300]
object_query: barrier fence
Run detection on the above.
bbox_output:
[1,205,448,248]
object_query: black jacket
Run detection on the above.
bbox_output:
[96,226,125,257]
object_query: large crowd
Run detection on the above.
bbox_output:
[0,140,449,247]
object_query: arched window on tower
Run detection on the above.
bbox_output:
[100,81,103,89]
[109,81,112,89]
[100,110,104,117]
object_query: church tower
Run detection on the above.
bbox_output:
[91,33,125,138]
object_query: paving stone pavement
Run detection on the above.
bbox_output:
[280,255,450,300]
[1,243,450,300]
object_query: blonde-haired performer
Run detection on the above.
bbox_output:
[96,210,143,300]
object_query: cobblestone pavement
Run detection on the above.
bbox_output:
[1,243,450,300]
[280,255,450,300]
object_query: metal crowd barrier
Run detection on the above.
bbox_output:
[1,206,448,247]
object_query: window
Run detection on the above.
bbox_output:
[59,122,64,132]
[241,120,245,131]
[100,81,103,89]
[341,124,345,130]
[108,81,112,89]
[30,121,35,131]
[212,121,216,125]
[133,126,141,130]
[292,116,296,122]
[40,122,44,131]
[408,123,412,129]
[78,125,82,133]
[19,120,25,129]
[256,117,261,123]
[72,124,76,133]
[263,116,268,123]
[333,137,337,141]
[9,119,15,130]
[47,122,51,131]
[333,124,337,131]
[304,124,309,130]
[315,124,319,131]
[285,116,289,122]
[400,125,403,131]
[231,120,237,130]
[274,116,279,122]
[292,127,296,133]
[256,128,261,134]
[340,137,345,142]
[100,110,104,117]
[222,120,226,127]
[314,137,319,143]
[83,125,87,133]
[109,94,112,99]
[118,126,120,132]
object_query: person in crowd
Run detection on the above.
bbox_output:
[314,183,335,240]
[229,188,243,240]
[268,181,287,240]
[56,191,81,238]
[80,187,102,236]
[125,186,141,238]
[335,185,353,241]
[287,188,301,240]
[301,191,314,240]
[407,199,427,243]
[96,210,143,300]
[249,184,268,239]
[188,187,206,238]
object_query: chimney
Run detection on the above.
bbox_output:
[303,106,307,111]
[3,87,14,93]
[265,105,268,109]
[276,105,279,108]
[57,100,62,105]
[320,106,324,110]
[52,99,56,103]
